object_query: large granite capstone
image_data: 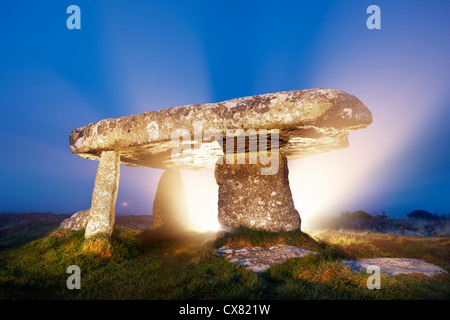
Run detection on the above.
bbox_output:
[70,89,372,170]
[69,89,372,237]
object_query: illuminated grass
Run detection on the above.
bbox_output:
[0,226,448,299]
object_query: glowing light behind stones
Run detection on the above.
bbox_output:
[180,170,220,232]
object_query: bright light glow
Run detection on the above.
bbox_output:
[289,147,377,230]
[290,45,450,229]
[180,170,221,232]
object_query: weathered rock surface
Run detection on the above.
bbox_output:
[69,89,372,170]
[215,154,300,231]
[215,244,317,273]
[85,151,120,238]
[152,169,189,229]
[340,258,448,276]
[60,209,90,231]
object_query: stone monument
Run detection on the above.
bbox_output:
[69,89,372,238]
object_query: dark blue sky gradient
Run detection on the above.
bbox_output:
[1,1,449,219]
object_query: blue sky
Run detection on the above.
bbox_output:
[1,1,449,223]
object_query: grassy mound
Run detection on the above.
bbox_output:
[214,226,324,252]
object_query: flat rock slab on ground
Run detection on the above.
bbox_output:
[215,244,317,273]
[340,258,448,276]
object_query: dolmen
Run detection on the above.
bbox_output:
[69,89,372,238]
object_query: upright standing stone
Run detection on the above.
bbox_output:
[85,151,120,238]
[215,153,300,232]
[152,169,189,230]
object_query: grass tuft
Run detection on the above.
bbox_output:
[82,234,113,258]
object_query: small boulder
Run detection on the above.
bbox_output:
[60,209,90,231]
